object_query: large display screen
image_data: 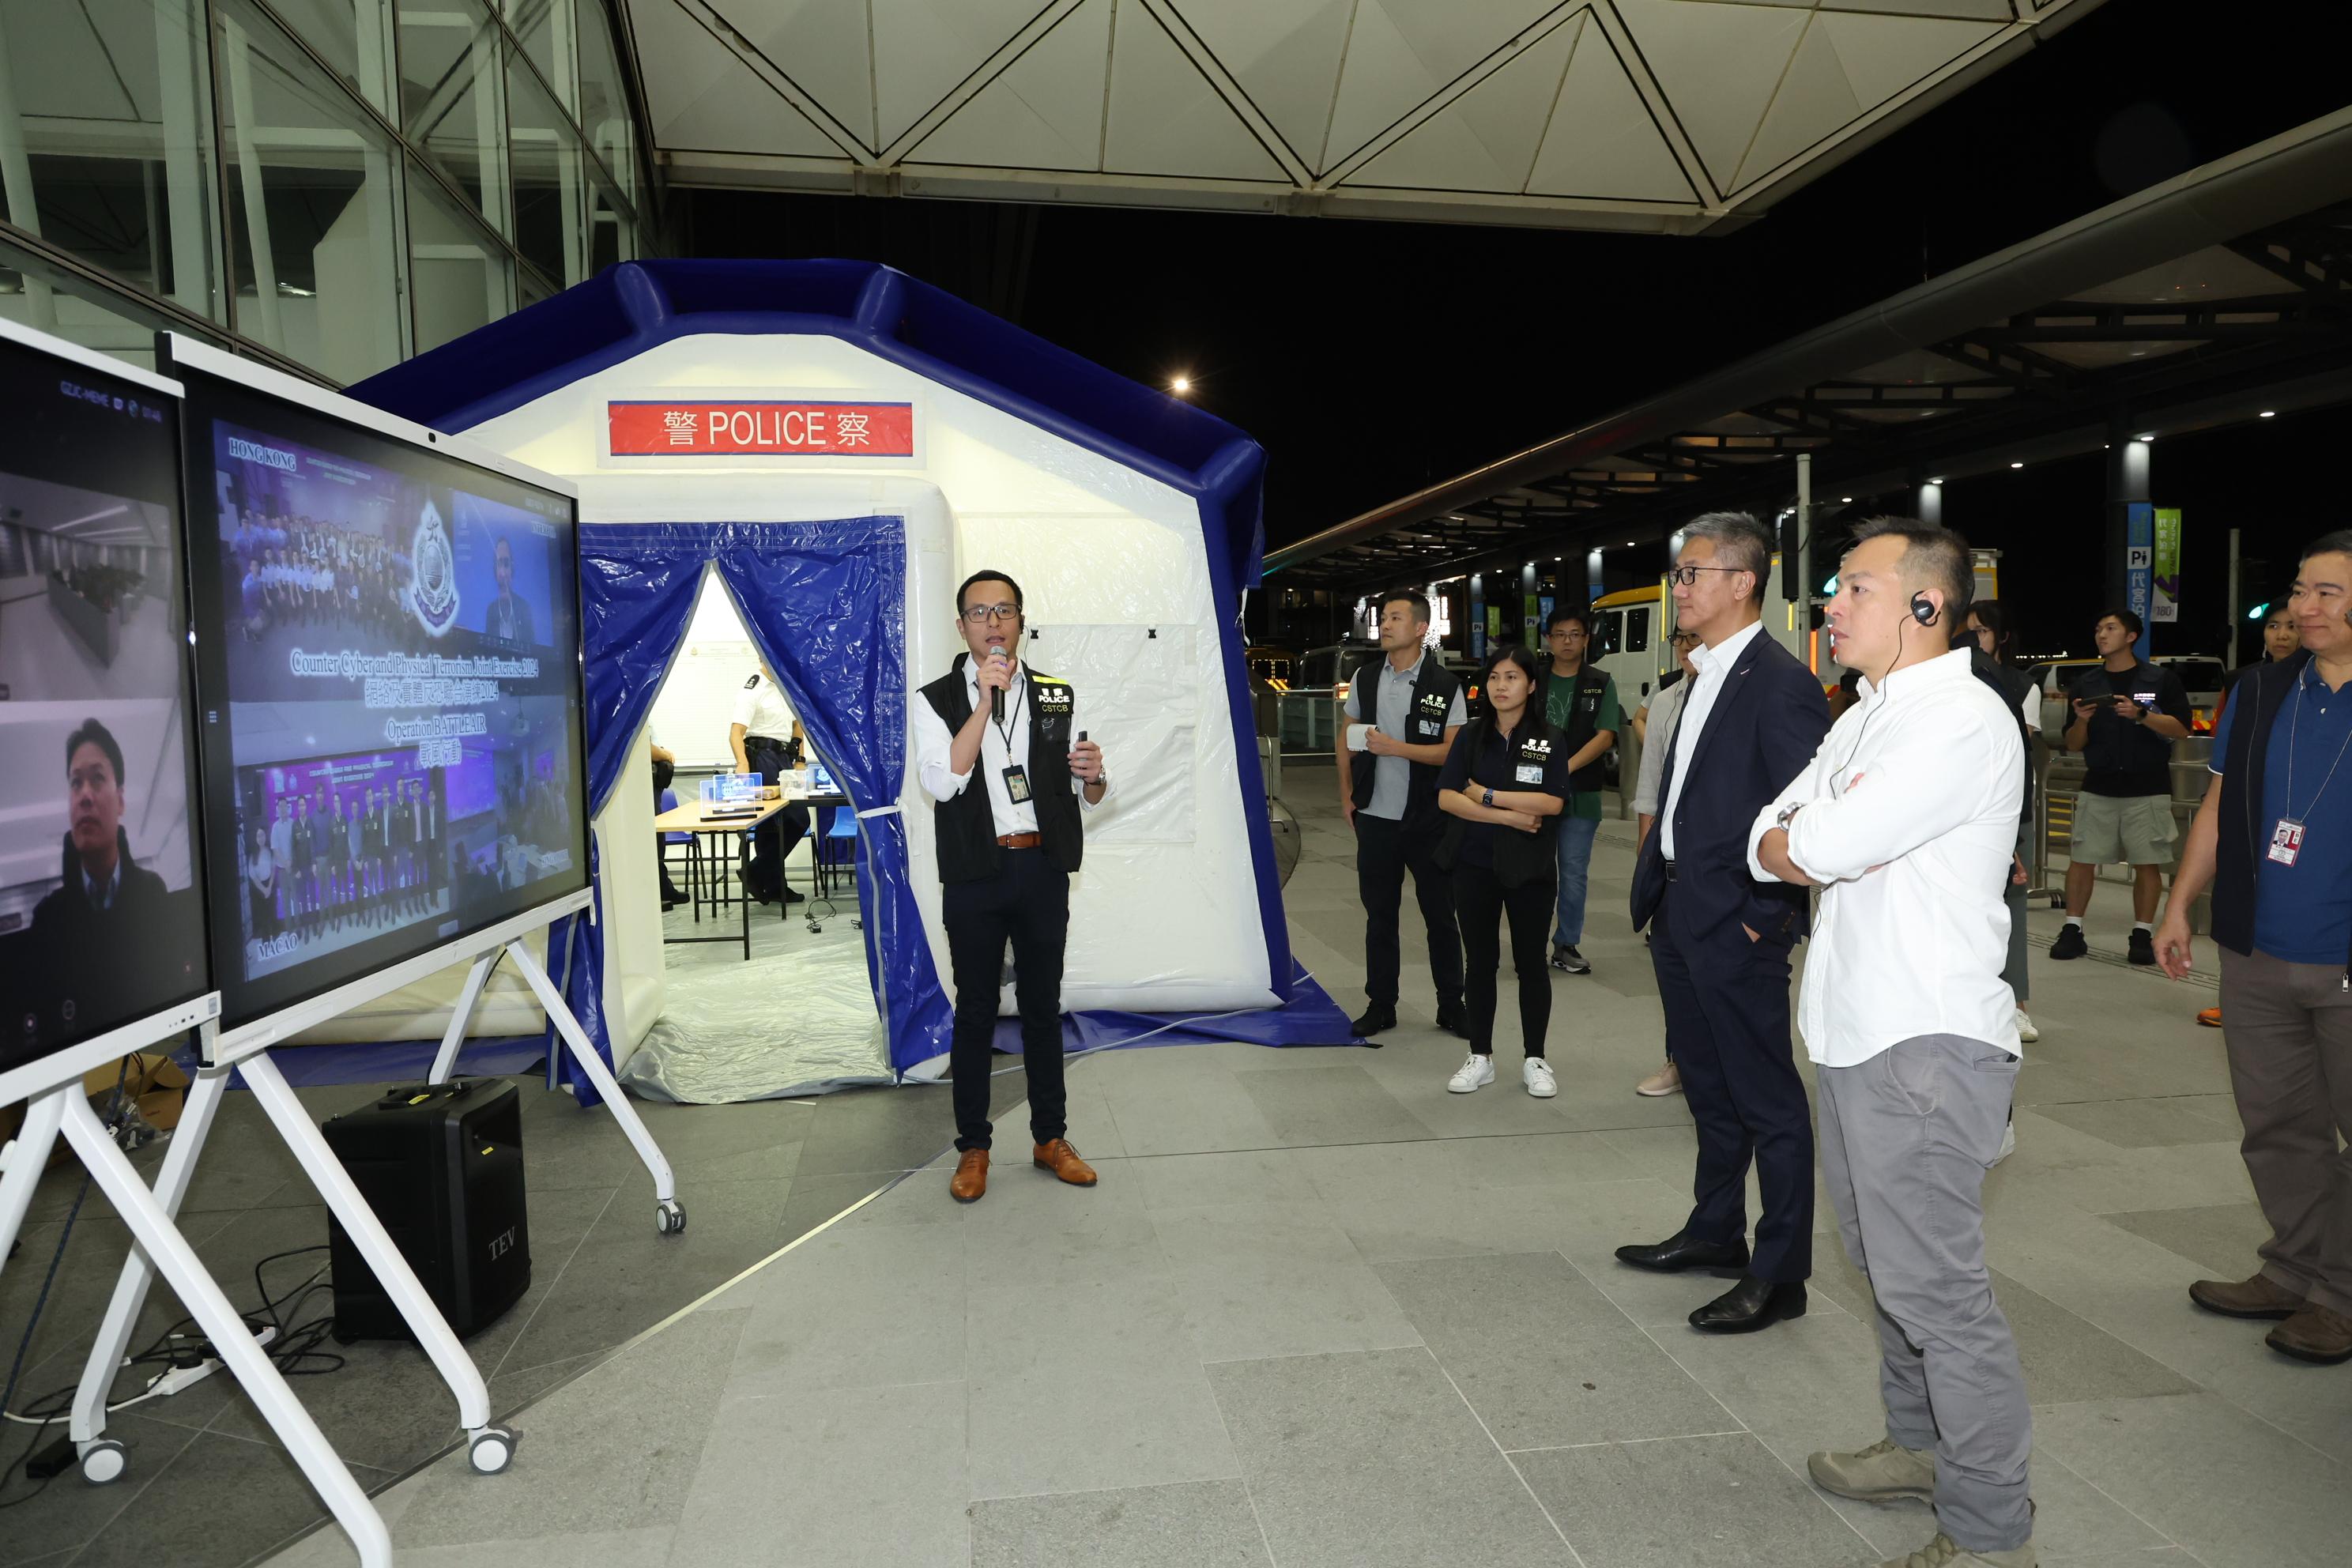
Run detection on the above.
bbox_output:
[174,349,586,1029]
[0,327,209,1075]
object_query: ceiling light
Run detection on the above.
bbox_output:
[1624,540,1634,546]
[2260,410,2276,418]
[1928,477,1945,485]
[1840,496,1852,503]
[2010,462,2024,469]
[2135,432,2155,442]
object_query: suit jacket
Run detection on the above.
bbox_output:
[1629,628,1830,946]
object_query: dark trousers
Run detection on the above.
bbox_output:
[1355,812,1462,1009]
[945,850,1070,1153]
[1649,889,1815,1282]
[743,741,808,899]
[1453,861,1554,1058]
[2220,946,2352,1317]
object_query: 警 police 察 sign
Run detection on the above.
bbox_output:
[606,398,917,462]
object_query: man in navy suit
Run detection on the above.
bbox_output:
[1619,511,1831,1333]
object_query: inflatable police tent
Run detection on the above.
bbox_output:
[351,260,1350,1091]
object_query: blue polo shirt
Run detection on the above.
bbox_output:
[2211,659,2352,964]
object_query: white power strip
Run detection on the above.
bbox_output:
[141,1325,280,1400]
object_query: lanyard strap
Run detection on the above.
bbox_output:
[991,671,1027,756]
[2283,670,2352,822]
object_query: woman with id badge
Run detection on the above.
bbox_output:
[1434,644,1571,1098]
[2156,530,2352,1366]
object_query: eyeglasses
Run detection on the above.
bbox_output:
[1664,564,1749,588]
[960,603,1021,624]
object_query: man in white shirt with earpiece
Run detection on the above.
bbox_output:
[1749,517,2034,1568]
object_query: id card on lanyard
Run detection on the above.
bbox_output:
[2268,818,2305,866]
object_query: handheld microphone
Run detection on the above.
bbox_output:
[990,651,1006,723]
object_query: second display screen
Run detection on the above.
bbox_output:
[179,360,588,1030]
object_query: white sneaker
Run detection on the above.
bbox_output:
[1447,1053,1495,1094]
[1522,1058,1557,1098]
[2014,1008,2039,1044]
[1992,1121,2016,1165]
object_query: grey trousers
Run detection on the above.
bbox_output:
[2218,946,2352,1317]
[1817,1035,2032,1553]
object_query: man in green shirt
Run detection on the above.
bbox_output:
[1540,606,1623,974]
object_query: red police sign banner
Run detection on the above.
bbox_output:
[607,399,916,458]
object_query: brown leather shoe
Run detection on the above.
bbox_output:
[949,1148,989,1203]
[2267,1303,2352,1365]
[2188,1272,2306,1320]
[1032,1138,1097,1186]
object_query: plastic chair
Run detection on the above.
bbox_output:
[815,807,860,899]
[657,788,701,919]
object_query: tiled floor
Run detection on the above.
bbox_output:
[0,888,1035,1566]
[33,780,2352,1568]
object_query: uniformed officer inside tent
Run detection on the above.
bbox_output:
[729,664,810,905]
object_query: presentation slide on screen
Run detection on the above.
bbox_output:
[189,383,586,1025]
[0,336,208,1073]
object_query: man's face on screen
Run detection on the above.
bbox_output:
[495,538,514,594]
[68,743,123,861]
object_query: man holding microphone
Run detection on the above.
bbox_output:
[1751,518,2034,1568]
[913,571,1110,1203]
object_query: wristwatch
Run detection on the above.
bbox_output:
[1482,786,1495,808]
[1774,802,1804,831]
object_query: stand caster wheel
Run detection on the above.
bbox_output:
[79,1438,126,1486]
[468,1427,517,1475]
[656,1199,687,1235]
[807,922,823,934]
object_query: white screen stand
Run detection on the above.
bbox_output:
[0,1001,394,1568]
[55,891,665,1505]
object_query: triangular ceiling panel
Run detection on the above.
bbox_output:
[1819,8,2006,111]
[706,0,878,153]
[872,0,1059,151]
[1733,13,1860,191]
[1323,0,1574,175]
[1346,13,1585,193]
[1525,18,1695,202]
[1104,3,1287,181]
[1161,0,1357,171]
[1824,0,2014,19]
[905,0,1111,170]
[624,0,846,156]
[1615,0,1807,190]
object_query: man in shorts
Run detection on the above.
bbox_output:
[2053,609,2189,966]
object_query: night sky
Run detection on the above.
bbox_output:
[680,0,2346,659]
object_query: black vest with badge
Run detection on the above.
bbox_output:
[918,654,1084,884]
[1349,654,1462,828]
[1542,665,1611,794]
[2211,649,2348,978]
[1435,716,1570,888]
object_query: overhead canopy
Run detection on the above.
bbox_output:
[1268,106,2352,591]
[624,0,2101,233]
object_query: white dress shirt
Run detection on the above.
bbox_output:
[911,662,1110,837]
[1746,646,2024,1067]
[732,677,796,741]
[1660,619,1763,860]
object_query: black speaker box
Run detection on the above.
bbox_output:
[322,1079,530,1342]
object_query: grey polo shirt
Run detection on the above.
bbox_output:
[1344,650,1468,820]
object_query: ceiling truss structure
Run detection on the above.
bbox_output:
[1264,110,2352,593]
[623,0,2101,234]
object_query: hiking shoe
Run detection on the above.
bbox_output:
[2049,924,2087,960]
[1549,942,1590,974]
[1808,1437,1936,1503]
[1875,1533,2035,1568]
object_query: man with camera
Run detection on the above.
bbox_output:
[2054,609,2189,965]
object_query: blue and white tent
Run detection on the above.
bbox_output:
[350,259,1349,1086]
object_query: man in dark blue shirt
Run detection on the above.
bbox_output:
[2156,531,2352,1366]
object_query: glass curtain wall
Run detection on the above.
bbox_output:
[0,0,646,380]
